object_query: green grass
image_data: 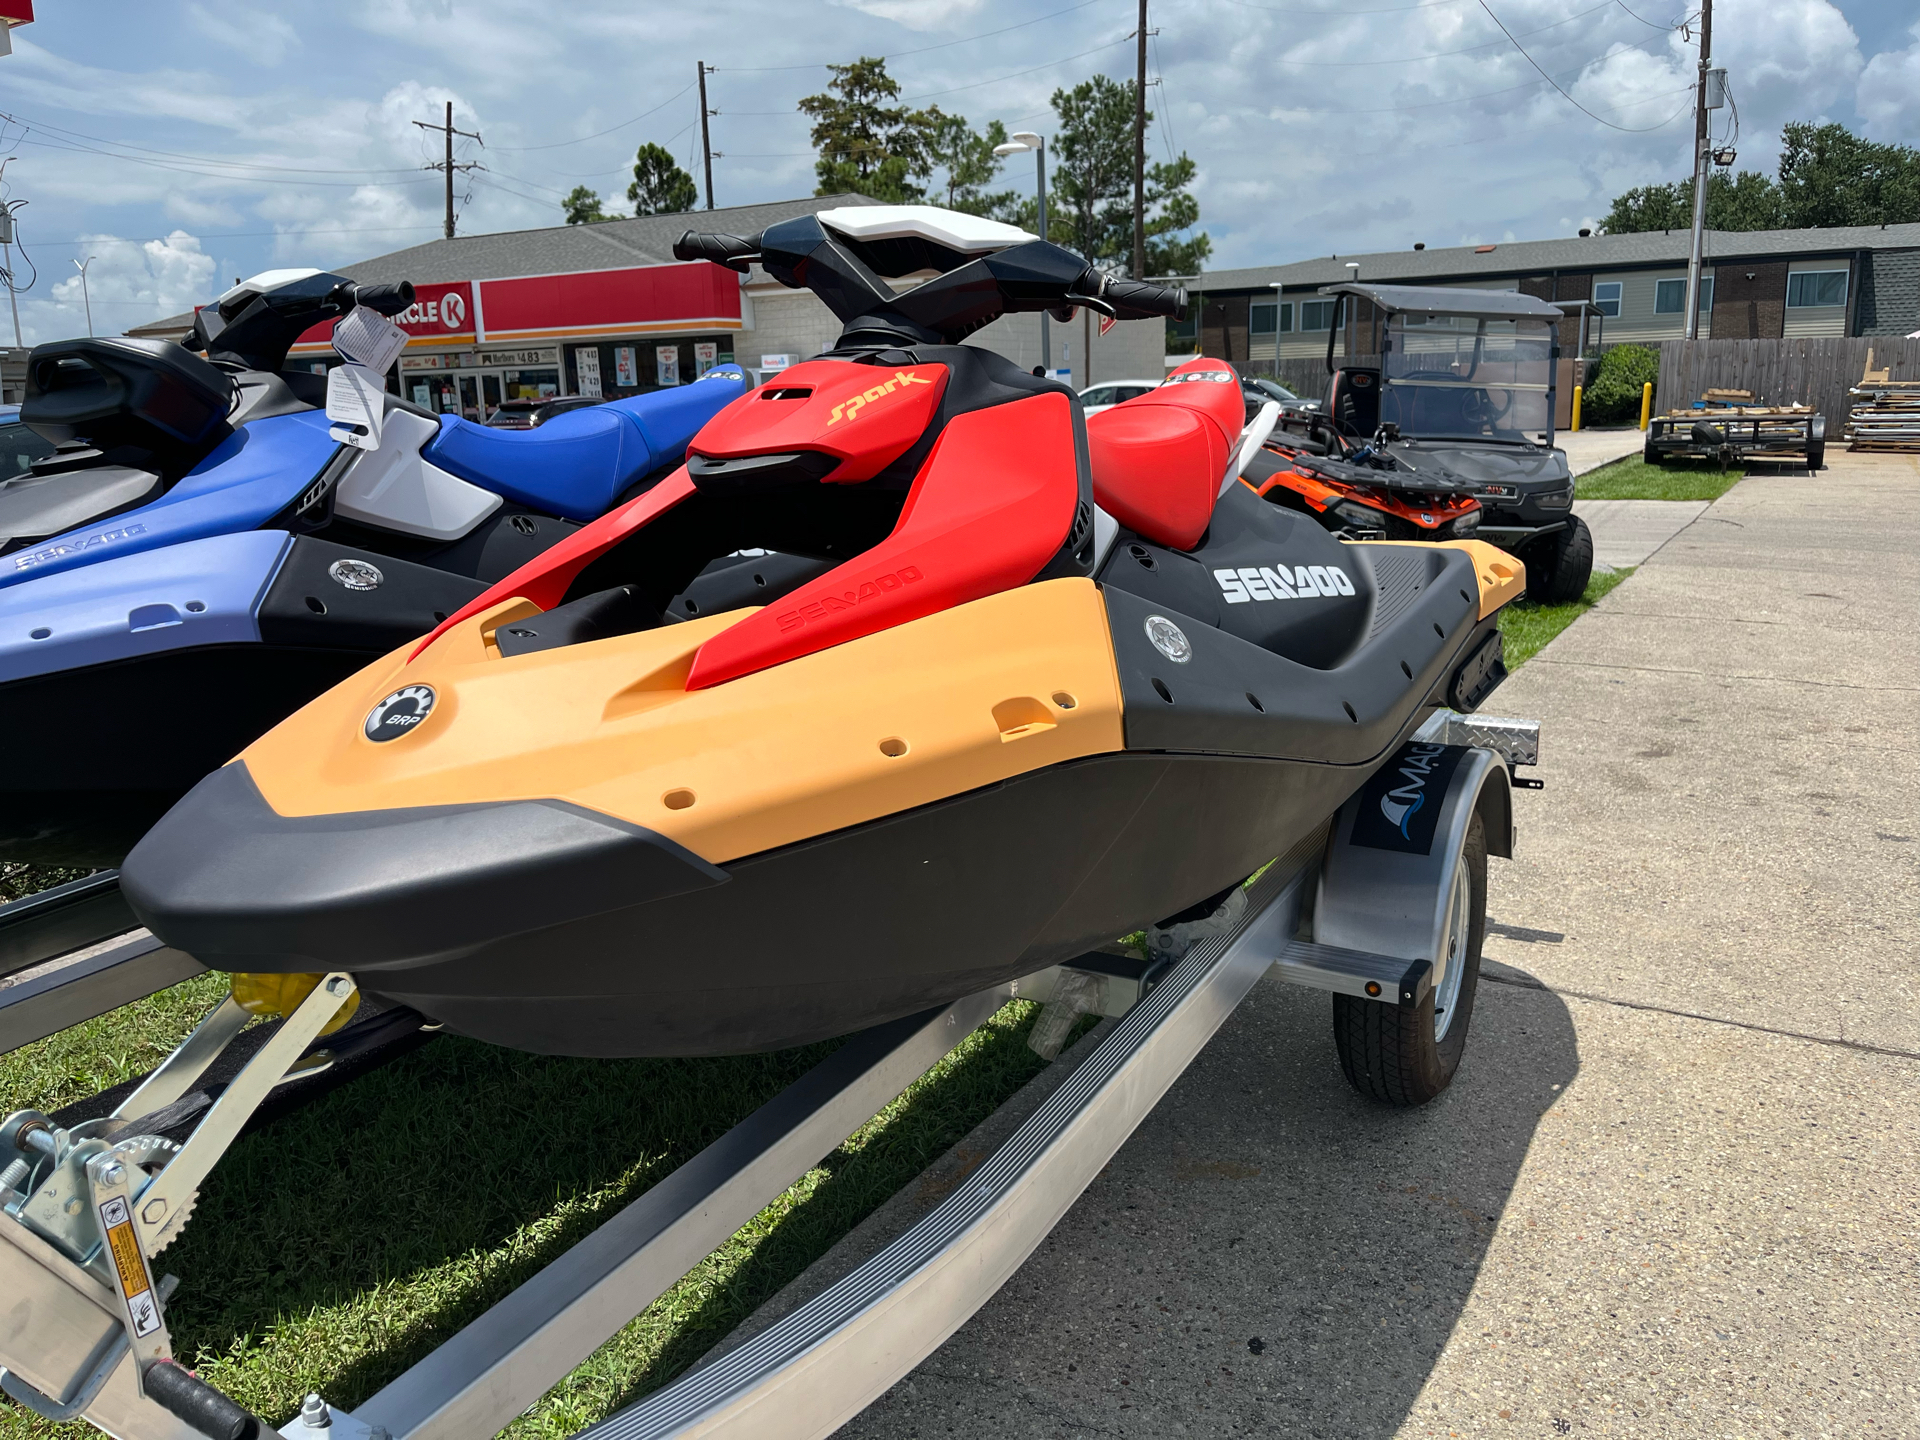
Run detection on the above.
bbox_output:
[0,986,1087,1440]
[1499,566,1633,668]
[1575,455,1743,502]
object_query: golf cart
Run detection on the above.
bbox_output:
[1274,282,1592,604]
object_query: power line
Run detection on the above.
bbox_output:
[1474,0,1688,132]
[488,82,696,152]
[1257,0,1618,66]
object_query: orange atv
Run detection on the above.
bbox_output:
[1242,430,1483,542]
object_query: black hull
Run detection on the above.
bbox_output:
[0,644,374,866]
[125,750,1380,1058]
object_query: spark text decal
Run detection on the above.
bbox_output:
[828,370,934,426]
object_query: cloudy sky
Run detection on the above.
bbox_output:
[1,0,1914,342]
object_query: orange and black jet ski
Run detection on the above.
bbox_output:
[120,206,1524,1058]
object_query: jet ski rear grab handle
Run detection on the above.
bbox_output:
[0,715,1538,1440]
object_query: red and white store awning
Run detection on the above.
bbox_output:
[290,260,740,355]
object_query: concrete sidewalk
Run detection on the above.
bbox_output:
[1574,498,1709,568]
[1558,428,1643,477]
[773,451,1917,1437]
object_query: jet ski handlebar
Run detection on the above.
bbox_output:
[1095,276,1189,321]
[339,280,416,317]
[673,230,762,273]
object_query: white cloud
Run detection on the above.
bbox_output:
[830,0,988,33]
[18,232,214,344]
[187,4,299,67]
[1855,20,1920,140]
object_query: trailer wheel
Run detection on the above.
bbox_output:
[1523,514,1593,605]
[1332,814,1487,1106]
[1805,439,1825,472]
[1643,445,1668,466]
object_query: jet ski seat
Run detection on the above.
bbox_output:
[1085,359,1245,552]
[423,381,742,524]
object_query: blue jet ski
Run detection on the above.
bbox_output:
[0,268,752,863]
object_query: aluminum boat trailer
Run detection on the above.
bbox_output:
[1,712,1538,1440]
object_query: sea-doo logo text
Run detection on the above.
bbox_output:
[1379,743,1447,840]
[775,566,923,631]
[364,684,436,742]
[1213,563,1355,604]
[827,370,934,426]
[1163,370,1234,385]
[13,524,148,572]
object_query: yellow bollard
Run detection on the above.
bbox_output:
[1570,384,1583,432]
[1640,380,1654,430]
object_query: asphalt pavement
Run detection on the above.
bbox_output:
[728,450,1917,1438]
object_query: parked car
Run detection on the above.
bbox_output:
[486,395,607,430]
[0,403,54,478]
[1077,379,1162,415]
[1242,376,1320,426]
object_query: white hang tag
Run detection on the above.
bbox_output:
[332,306,409,374]
[326,363,386,451]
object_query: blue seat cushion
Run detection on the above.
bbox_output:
[422,373,749,523]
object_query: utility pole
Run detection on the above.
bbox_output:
[1682,0,1713,341]
[0,197,21,348]
[1132,0,1148,280]
[698,63,716,210]
[413,102,483,240]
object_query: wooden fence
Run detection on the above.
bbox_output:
[1653,338,1920,425]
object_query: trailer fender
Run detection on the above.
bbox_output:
[1314,742,1511,972]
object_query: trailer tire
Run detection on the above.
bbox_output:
[1332,813,1487,1107]
[1805,439,1825,472]
[1522,514,1592,605]
[1643,445,1668,466]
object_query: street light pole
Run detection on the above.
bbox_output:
[73,254,95,337]
[994,131,1050,374]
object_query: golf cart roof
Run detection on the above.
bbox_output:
[1315,282,1565,323]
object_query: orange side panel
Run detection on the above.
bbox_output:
[683,390,1079,691]
[242,578,1127,866]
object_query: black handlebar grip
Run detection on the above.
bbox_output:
[350,281,416,317]
[142,1362,261,1440]
[1102,278,1189,321]
[672,231,761,272]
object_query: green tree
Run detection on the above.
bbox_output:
[561,185,611,225]
[628,141,698,215]
[1776,121,1920,228]
[1603,120,1920,234]
[1047,75,1136,267]
[925,113,1018,216]
[799,57,939,202]
[1036,75,1209,277]
[1144,155,1212,275]
[1603,170,1783,233]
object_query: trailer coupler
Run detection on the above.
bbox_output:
[0,973,360,1435]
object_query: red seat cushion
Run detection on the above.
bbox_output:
[1086,359,1242,551]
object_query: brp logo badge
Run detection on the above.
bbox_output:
[439,290,466,330]
[365,685,436,742]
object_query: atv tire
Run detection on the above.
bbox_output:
[1332,813,1487,1107]
[1524,514,1593,605]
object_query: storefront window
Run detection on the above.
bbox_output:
[503,368,558,402]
